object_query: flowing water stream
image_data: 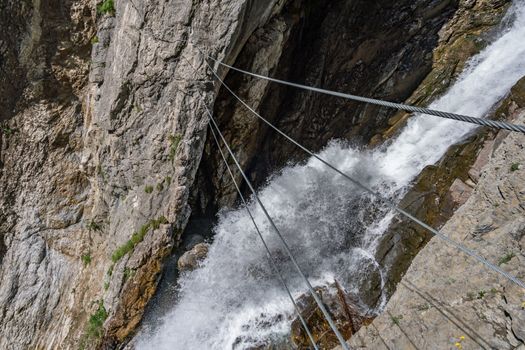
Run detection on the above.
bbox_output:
[137,2,525,348]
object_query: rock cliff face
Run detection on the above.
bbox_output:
[347,79,525,349]
[372,0,512,300]
[0,0,95,347]
[1,0,287,348]
[0,0,520,349]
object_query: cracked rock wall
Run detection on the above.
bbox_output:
[0,0,288,348]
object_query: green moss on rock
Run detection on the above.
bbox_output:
[111,216,168,263]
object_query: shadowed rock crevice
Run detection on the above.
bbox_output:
[185,0,460,315]
[0,0,32,122]
[0,231,5,264]
[176,0,461,346]
[193,0,458,216]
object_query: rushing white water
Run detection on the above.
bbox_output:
[138,2,525,349]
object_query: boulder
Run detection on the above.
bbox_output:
[177,243,209,272]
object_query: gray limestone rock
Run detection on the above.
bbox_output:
[0,0,285,348]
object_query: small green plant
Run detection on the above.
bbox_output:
[111,240,134,263]
[168,134,182,161]
[477,290,486,299]
[87,301,108,339]
[81,253,92,266]
[144,185,153,194]
[130,231,142,246]
[91,36,99,44]
[111,216,168,263]
[498,251,515,265]
[133,103,143,113]
[156,182,164,192]
[123,267,135,281]
[151,216,168,230]
[510,163,521,172]
[390,315,403,326]
[87,220,102,232]
[107,264,114,276]
[97,0,115,15]
[96,165,107,183]
[165,176,172,185]
[104,282,109,290]
[0,124,15,136]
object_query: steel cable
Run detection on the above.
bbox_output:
[204,104,351,350]
[201,55,525,290]
[204,53,525,134]
[208,119,319,350]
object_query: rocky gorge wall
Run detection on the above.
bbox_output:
[1,0,287,348]
[346,78,525,350]
[0,0,519,349]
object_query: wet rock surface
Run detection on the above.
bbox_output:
[291,283,374,349]
[177,243,209,272]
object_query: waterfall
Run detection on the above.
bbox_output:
[137,2,525,348]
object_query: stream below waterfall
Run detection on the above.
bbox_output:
[136,1,525,348]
